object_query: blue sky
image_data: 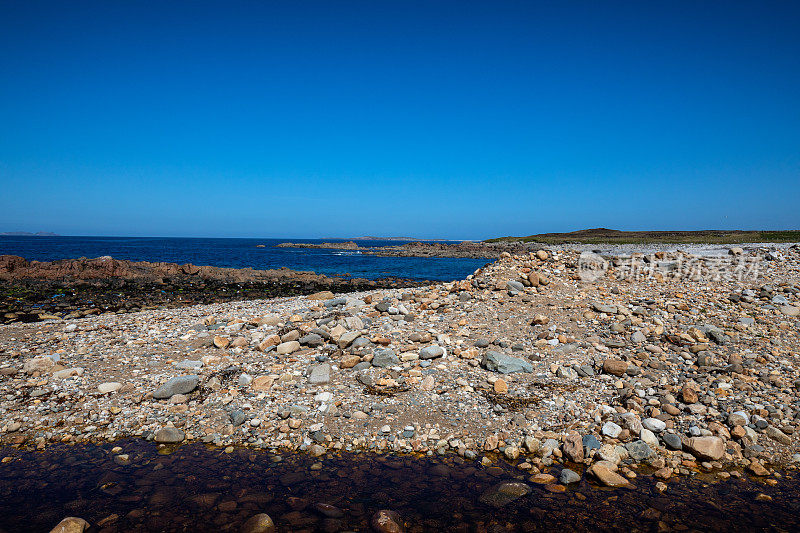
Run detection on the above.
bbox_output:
[1,1,798,239]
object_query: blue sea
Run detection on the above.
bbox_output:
[0,236,490,282]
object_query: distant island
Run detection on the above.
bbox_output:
[485,228,800,244]
[0,231,60,236]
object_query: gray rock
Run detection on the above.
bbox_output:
[481,351,533,374]
[662,433,682,450]
[625,439,653,461]
[592,302,617,314]
[173,360,203,370]
[506,280,525,294]
[153,375,199,399]
[560,468,581,484]
[308,363,332,385]
[601,421,622,438]
[229,409,247,426]
[324,297,347,307]
[419,345,444,360]
[582,434,602,453]
[154,427,185,443]
[630,331,646,344]
[299,333,324,347]
[556,366,578,379]
[371,349,399,368]
[642,417,666,433]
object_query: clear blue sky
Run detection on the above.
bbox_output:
[1,1,798,239]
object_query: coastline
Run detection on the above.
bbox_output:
[2,244,799,489]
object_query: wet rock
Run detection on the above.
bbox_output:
[49,517,89,533]
[371,509,404,533]
[563,431,584,462]
[478,482,532,507]
[153,375,199,399]
[240,513,276,533]
[589,464,630,487]
[559,468,581,484]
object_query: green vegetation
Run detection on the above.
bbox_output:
[485,228,800,245]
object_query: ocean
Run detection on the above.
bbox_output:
[0,236,490,282]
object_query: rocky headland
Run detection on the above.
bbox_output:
[0,255,424,324]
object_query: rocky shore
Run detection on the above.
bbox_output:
[0,255,425,324]
[274,240,532,259]
[1,244,800,496]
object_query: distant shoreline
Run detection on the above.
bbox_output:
[485,228,800,244]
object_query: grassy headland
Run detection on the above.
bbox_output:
[485,228,800,245]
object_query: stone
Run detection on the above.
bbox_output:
[626,440,653,461]
[419,345,444,359]
[153,375,199,399]
[338,331,361,349]
[597,444,620,464]
[49,517,89,533]
[481,351,533,374]
[97,382,122,394]
[154,427,185,443]
[592,302,618,314]
[420,375,435,391]
[506,280,525,293]
[213,335,230,349]
[681,385,699,404]
[662,433,682,451]
[276,341,301,355]
[478,482,532,507]
[308,363,332,385]
[686,436,725,461]
[252,375,275,391]
[240,513,276,533]
[563,431,584,462]
[372,349,399,368]
[589,464,629,487]
[643,418,666,433]
[53,368,83,379]
[766,426,791,445]
[559,468,581,484]
[306,291,335,301]
[630,330,646,343]
[602,421,622,438]
[371,509,404,533]
[780,305,800,317]
[493,378,508,394]
[603,359,628,376]
[22,356,55,374]
[299,333,324,347]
